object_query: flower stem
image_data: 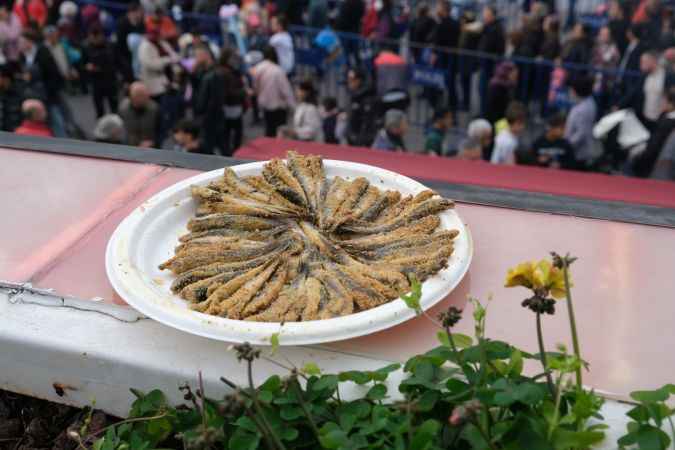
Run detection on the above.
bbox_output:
[536,312,555,395]
[563,263,583,390]
[247,360,287,450]
[470,416,498,450]
[547,373,565,440]
[292,380,321,442]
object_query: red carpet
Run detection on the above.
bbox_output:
[236,138,675,209]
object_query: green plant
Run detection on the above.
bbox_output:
[88,253,667,450]
[618,385,675,450]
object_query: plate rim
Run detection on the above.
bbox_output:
[105,159,473,345]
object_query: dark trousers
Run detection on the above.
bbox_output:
[263,109,288,137]
[438,55,457,111]
[460,71,473,112]
[480,60,496,117]
[92,84,118,118]
[224,117,243,156]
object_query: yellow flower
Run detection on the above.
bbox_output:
[505,262,536,289]
[533,260,566,299]
[505,259,567,299]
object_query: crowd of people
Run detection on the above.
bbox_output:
[0,0,674,179]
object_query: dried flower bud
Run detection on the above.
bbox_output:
[233,342,261,362]
[438,307,463,329]
[522,295,556,315]
[550,252,577,269]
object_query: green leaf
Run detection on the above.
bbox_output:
[280,427,299,441]
[269,332,280,355]
[339,370,371,384]
[436,331,473,349]
[410,419,440,450]
[552,429,605,450]
[229,429,261,450]
[401,274,422,313]
[371,363,401,381]
[318,422,350,449]
[258,390,274,403]
[417,390,440,412]
[507,349,524,376]
[234,416,259,433]
[338,410,357,433]
[631,387,671,404]
[144,417,173,444]
[313,375,339,392]
[493,380,545,406]
[130,389,167,417]
[636,425,671,450]
[280,405,304,420]
[260,375,281,392]
[462,423,493,450]
[302,362,321,376]
[366,384,387,401]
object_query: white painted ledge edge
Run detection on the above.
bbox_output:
[0,288,657,449]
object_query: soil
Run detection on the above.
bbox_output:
[0,390,115,450]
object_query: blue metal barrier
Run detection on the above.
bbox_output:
[74,0,645,130]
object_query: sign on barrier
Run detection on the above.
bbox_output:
[411,65,446,90]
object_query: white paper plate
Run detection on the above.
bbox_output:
[106,160,473,345]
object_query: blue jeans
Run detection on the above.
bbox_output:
[48,103,66,138]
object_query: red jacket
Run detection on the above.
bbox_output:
[14,120,53,137]
[13,0,47,28]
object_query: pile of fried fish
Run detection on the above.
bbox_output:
[159,151,458,322]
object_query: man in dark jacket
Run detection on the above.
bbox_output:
[119,81,160,147]
[336,0,365,66]
[431,0,460,110]
[630,87,675,177]
[194,48,244,155]
[115,2,144,84]
[478,5,505,116]
[617,24,647,94]
[19,28,67,136]
[0,64,31,132]
[345,67,376,146]
[83,26,118,118]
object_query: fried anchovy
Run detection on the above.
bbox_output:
[187,213,280,232]
[313,270,353,319]
[243,175,307,214]
[180,269,247,303]
[192,264,270,313]
[178,226,286,243]
[175,237,269,256]
[169,243,291,292]
[218,261,281,318]
[360,190,401,222]
[192,187,297,217]
[337,216,441,251]
[262,159,309,209]
[287,151,321,216]
[245,274,306,322]
[241,263,288,318]
[340,198,454,234]
[337,185,380,226]
[159,240,285,274]
[328,177,370,231]
[360,230,458,260]
[324,263,388,311]
[300,277,323,321]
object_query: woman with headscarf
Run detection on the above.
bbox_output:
[485,61,518,124]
